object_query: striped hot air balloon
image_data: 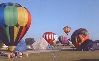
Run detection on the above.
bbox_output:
[71,28,89,49]
[58,36,68,44]
[58,35,64,43]
[0,2,32,51]
[63,26,71,35]
[43,32,55,44]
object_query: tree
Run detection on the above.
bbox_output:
[25,38,35,45]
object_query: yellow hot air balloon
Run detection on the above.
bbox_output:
[63,26,71,35]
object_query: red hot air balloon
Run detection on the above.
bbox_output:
[43,32,55,44]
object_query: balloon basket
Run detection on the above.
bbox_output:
[8,46,16,52]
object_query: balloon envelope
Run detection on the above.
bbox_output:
[0,2,32,46]
[54,34,59,42]
[43,32,55,44]
[71,28,89,49]
[58,36,68,44]
[80,39,99,51]
[51,34,58,46]
[63,26,71,35]
[62,36,68,44]
[58,36,63,43]
[14,39,26,52]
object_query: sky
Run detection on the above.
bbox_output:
[0,0,99,41]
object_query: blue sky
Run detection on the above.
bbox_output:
[1,0,99,41]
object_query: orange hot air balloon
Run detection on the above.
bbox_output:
[63,26,71,35]
[71,28,89,49]
[43,32,55,44]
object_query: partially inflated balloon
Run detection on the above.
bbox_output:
[58,36,68,44]
[43,32,55,44]
[63,26,71,35]
[71,28,89,49]
[53,34,58,42]
[51,34,58,46]
[58,36,64,43]
[0,2,32,51]
[62,36,68,44]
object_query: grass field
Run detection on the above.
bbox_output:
[0,48,99,61]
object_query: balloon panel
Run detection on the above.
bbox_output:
[53,34,58,42]
[58,36,63,43]
[62,37,68,44]
[14,39,26,52]
[0,2,31,46]
[71,28,89,49]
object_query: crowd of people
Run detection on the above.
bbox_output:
[9,51,23,58]
[0,51,25,58]
[0,51,7,57]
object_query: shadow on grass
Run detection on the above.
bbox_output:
[76,59,99,61]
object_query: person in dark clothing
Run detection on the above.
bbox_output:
[14,51,19,58]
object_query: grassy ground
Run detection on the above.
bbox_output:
[0,49,99,61]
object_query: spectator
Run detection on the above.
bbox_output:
[10,52,15,58]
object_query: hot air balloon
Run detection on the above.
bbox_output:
[80,39,99,51]
[71,28,89,49]
[63,26,71,35]
[0,2,32,51]
[43,32,55,44]
[58,36,64,43]
[51,34,58,46]
[62,36,68,44]
[58,36,68,45]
